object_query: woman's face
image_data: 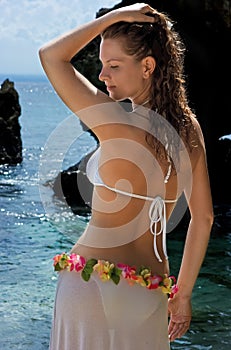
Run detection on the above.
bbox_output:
[99,38,151,103]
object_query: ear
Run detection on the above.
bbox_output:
[142,56,156,79]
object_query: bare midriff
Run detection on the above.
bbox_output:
[70,193,176,276]
[71,232,170,276]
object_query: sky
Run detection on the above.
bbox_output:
[0,0,118,75]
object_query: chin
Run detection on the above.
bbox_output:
[112,95,128,103]
[109,92,128,102]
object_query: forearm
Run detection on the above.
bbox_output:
[176,217,212,298]
[39,11,119,62]
[39,4,156,63]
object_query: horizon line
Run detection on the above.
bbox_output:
[0,73,48,82]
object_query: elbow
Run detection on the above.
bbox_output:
[38,46,45,58]
[38,45,68,68]
[208,211,214,231]
[202,210,214,232]
[38,44,56,66]
[190,210,214,235]
[38,46,46,66]
[38,46,55,76]
[38,46,49,65]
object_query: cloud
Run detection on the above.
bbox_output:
[0,0,117,74]
[0,0,116,44]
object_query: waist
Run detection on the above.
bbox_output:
[53,252,178,298]
[72,230,169,275]
[77,203,157,249]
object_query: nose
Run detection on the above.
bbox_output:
[98,66,110,82]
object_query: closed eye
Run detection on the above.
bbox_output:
[110,65,119,69]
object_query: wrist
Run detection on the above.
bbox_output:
[176,280,194,299]
[100,9,123,28]
[174,290,192,300]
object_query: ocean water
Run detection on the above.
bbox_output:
[0,75,230,349]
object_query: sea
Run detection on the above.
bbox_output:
[0,74,230,350]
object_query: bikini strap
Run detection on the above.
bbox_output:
[149,196,176,262]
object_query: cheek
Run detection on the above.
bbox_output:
[112,66,144,99]
[124,73,143,94]
[123,76,142,93]
[126,65,144,84]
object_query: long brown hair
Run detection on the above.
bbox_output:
[101,11,197,164]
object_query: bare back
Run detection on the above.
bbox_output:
[71,105,194,274]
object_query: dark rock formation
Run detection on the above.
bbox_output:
[52,148,97,216]
[0,79,23,164]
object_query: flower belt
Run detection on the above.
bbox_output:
[53,253,178,299]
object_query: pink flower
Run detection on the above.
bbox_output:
[147,275,163,290]
[169,275,177,284]
[68,254,86,272]
[117,263,136,279]
[169,284,179,299]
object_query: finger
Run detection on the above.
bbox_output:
[169,322,189,342]
[142,6,156,17]
[168,319,174,334]
[170,321,190,339]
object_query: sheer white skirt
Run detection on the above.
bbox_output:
[49,270,170,350]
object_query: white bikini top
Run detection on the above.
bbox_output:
[86,147,178,263]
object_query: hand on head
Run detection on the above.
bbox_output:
[115,2,157,24]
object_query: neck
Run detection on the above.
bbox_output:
[132,99,151,111]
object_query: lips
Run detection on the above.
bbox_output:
[106,85,116,92]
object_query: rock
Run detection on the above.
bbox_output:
[209,138,231,205]
[0,79,23,164]
[52,147,97,216]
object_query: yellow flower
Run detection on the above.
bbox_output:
[53,253,69,271]
[93,260,114,282]
[100,272,111,282]
[161,285,171,294]
[140,268,151,279]
[135,276,147,287]
[163,276,172,288]
[161,276,173,294]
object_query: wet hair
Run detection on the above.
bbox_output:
[101,11,197,163]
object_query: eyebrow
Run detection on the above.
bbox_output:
[107,58,124,62]
[99,58,125,63]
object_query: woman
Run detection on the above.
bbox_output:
[39,3,214,349]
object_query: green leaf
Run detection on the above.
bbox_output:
[54,264,62,272]
[113,266,122,277]
[110,267,122,285]
[87,258,98,268]
[81,269,91,282]
[83,258,97,274]
[81,259,97,281]
[111,273,120,285]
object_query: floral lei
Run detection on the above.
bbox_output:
[53,253,178,299]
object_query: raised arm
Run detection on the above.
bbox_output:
[168,119,214,341]
[38,3,156,115]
